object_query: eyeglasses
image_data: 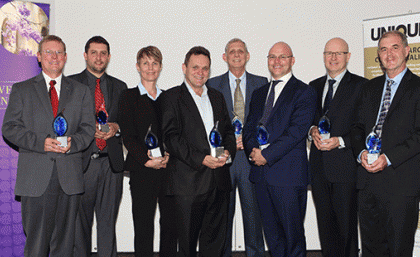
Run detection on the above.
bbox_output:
[43,50,65,57]
[267,55,293,61]
[323,51,348,57]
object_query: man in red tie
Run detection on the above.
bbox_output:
[2,35,95,256]
[69,36,127,257]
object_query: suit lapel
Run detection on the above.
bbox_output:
[328,71,351,116]
[386,70,412,119]
[104,74,114,112]
[245,72,257,119]
[268,76,296,123]
[34,74,54,118]
[218,72,233,120]
[179,84,208,137]
[58,76,73,115]
[314,76,327,120]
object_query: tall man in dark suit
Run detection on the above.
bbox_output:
[309,38,367,257]
[243,42,316,257]
[351,30,420,256]
[160,46,236,257]
[207,38,266,257]
[2,35,95,256]
[69,36,127,257]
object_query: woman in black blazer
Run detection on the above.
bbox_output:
[118,46,176,257]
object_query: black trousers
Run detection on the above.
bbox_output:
[21,164,80,257]
[311,171,358,257]
[358,178,419,257]
[173,188,230,257]
[130,169,177,257]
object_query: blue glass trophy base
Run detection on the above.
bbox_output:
[259,143,270,150]
[150,147,162,157]
[367,153,379,164]
[321,133,330,140]
[55,136,68,148]
[99,124,110,133]
[211,146,224,158]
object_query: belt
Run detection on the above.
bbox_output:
[91,152,109,159]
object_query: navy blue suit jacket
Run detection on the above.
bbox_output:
[243,75,317,187]
[207,71,267,173]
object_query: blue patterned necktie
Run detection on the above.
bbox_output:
[323,79,336,114]
[375,79,394,137]
[260,80,281,125]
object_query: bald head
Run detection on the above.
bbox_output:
[268,42,295,80]
[323,37,351,78]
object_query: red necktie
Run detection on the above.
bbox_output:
[49,80,58,117]
[95,78,107,150]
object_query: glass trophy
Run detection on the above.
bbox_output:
[318,115,331,140]
[144,124,162,157]
[53,111,68,148]
[257,123,270,150]
[96,110,110,133]
[209,121,224,158]
[365,129,381,164]
[232,112,243,139]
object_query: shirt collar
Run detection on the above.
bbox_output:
[386,67,407,86]
[185,80,208,98]
[327,69,346,84]
[228,70,246,83]
[138,81,162,100]
[272,72,292,85]
[42,71,62,89]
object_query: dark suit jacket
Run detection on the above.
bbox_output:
[243,75,317,187]
[309,71,367,183]
[118,87,164,172]
[2,73,95,197]
[69,70,127,173]
[351,69,420,196]
[207,71,267,174]
[160,83,236,196]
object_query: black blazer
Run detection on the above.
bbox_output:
[309,71,367,183]
[69,70,127,173]
[160,83,236,196]
[118,87,164,172]
[351,69,420,196]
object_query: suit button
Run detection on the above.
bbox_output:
[50,158,54,161]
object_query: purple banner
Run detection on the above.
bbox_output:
[0,1,50,256]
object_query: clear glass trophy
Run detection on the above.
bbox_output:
[232,111,243,139]
[53,111,68,148]
[144,124,162,157]
[96,109,110,133]
[257,123,270,150]
[365,128,381,164]
[318,115,331,140]
[209,121,224,158]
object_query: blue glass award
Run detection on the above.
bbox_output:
[318,115,331,140]
[96,110,110,133]
[232,111,243,139]
[52,110,68,147]
[144,124,162,157]
[209,121,224,158]
[257,123,270,150]
[366,129,381,164]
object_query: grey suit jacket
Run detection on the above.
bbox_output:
[2,73,95,197]
[207,71,267,174]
